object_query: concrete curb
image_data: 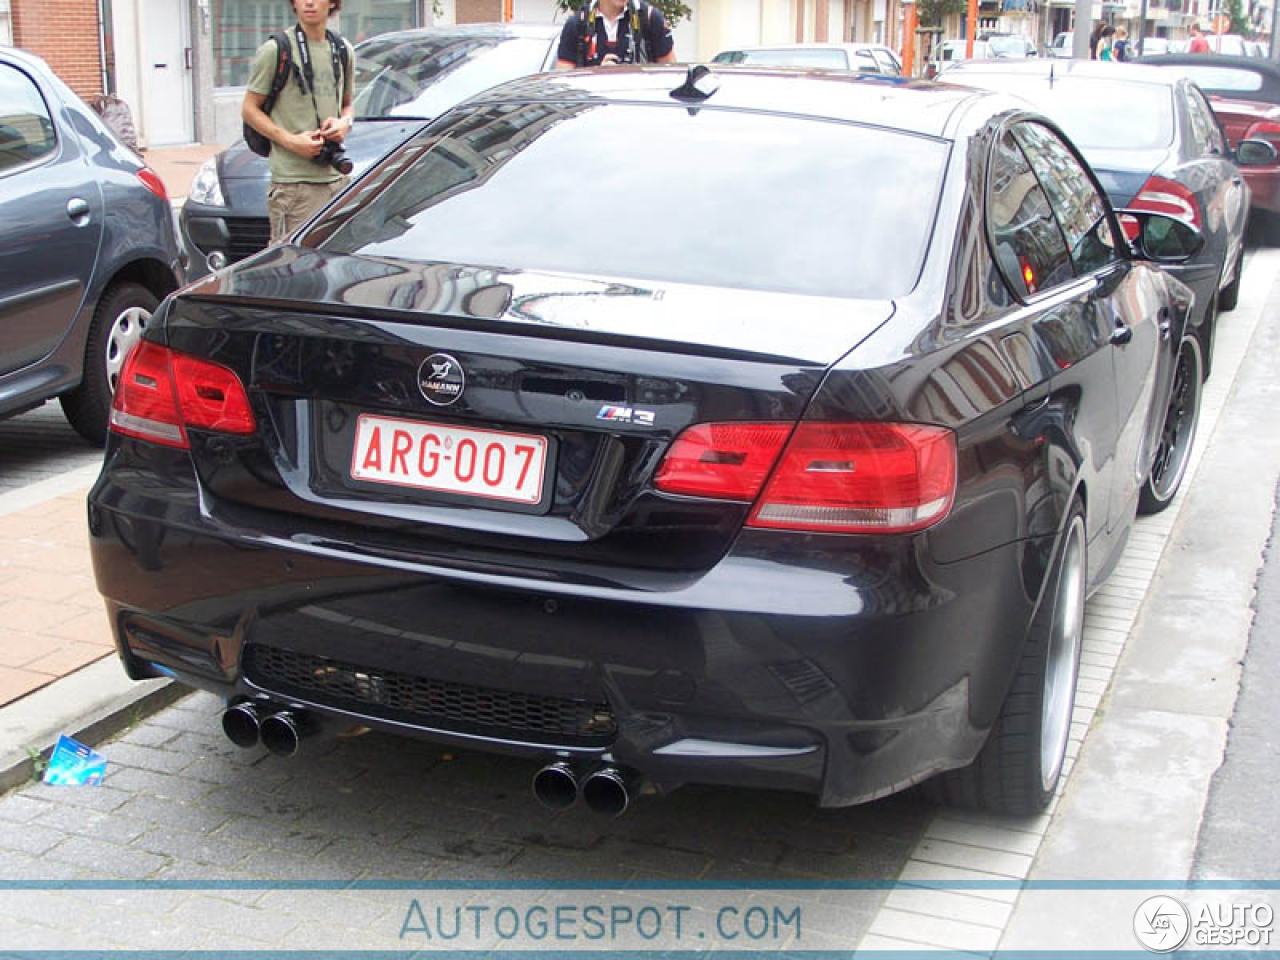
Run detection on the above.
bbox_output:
[0,464,187,794]
[0,657,185,794]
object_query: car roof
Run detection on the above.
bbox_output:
[717,42,892,53]
[358,21,561,46]
[0,44,52,74]
[1138,52,1280,78]
[945,57,1181,87]
[467,64,1019,139]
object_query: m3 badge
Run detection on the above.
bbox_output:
[596,404,655,426]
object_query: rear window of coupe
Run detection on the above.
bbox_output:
[957,74,1175,150]
[314,102,950,300]
[1162,65,1265,94]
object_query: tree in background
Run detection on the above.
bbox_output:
[918,0,966,27]
[1226,0,1250,34]
[554,0,692,27]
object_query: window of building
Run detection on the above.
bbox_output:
[0,0,11,46]
[212,0,419,88]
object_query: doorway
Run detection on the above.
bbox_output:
[142,0,193,145]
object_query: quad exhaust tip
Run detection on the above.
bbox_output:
[581,766,636,817]
[532,761,580,811]
[220,702,315,757]
[221,701,265,749]
[259,709,312,757]
[533,762,640,816]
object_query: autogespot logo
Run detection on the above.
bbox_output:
[1134,895,1192,952]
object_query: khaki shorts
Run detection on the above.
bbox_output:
[267,178,348,245]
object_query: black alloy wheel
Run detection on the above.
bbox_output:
[1138,336,1202,515]
[925,500,1087,816]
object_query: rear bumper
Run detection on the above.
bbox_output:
[88,448,1042,808]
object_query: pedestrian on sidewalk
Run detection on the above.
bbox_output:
[242,0,355,244]
[555,0,677,68]
[1189,23,1211,53]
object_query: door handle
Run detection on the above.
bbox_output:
[1110,323,1133,346]
[66,197,90,223]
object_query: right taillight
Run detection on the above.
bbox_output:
[655,421,956,535]
[1129,175,1202,230]
[1243,118,1280,148]
[110,342,255,449]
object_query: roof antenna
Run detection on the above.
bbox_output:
[1049,61,1055,88]
[670,64,720,102]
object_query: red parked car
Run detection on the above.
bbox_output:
[1140,54,1280,239]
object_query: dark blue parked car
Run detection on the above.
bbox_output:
[0,46,183,444]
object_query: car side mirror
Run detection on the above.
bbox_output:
[1235,138,1278,167]
[1118,210,1205,263]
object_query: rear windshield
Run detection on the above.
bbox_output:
[314,102,949,299]
[1160,64,1264,94]
[958,74,1174,149]
[352,34,551,120]
[736,48,849,69]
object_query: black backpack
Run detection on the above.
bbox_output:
[243,30,350,157]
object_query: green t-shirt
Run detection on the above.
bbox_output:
[247,30,355,184]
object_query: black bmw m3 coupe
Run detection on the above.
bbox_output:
[89,66,1204,817]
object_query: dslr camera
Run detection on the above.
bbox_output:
[316,140,353,175]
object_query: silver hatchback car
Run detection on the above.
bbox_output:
[0,46,183,444]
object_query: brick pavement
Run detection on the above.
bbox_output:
[0,690,931,950]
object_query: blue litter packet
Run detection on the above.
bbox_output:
[42,735,107,786]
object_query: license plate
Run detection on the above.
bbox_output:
[350,414,548,505]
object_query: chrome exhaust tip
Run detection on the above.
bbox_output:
[581,765,638,817]
[221,701,265,749]
[258,709,312,758]
[532,761,580,811]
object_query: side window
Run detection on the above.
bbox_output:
[1187,86,1227,154]
[853,49,878,72]
[0,63,56,174]
[987,129,1074,299]
[1013,122,1120,276]
[873,50,900,74]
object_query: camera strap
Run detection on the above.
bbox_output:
[291,23,345,128]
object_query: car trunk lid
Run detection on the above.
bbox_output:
[161,247,895,577]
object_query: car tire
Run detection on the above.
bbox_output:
[1138,336,1202,515]
[926,500,1087,816]
[1196,289,1217,382]
[1265,211,1280,248]
[60,282,159,446]
[1218,248,1244,313]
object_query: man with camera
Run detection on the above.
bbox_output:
[555,0,677,68]
[242,0,355,244]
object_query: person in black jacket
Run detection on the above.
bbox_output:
[555,0,677,68]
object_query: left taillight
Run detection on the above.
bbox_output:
[1129,175,1202,230]
[110,342,255,449]
[654,421,957,535]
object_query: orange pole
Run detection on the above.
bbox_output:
[503,0,513,20]
[966,0,978,56]
[903,2,917,76]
